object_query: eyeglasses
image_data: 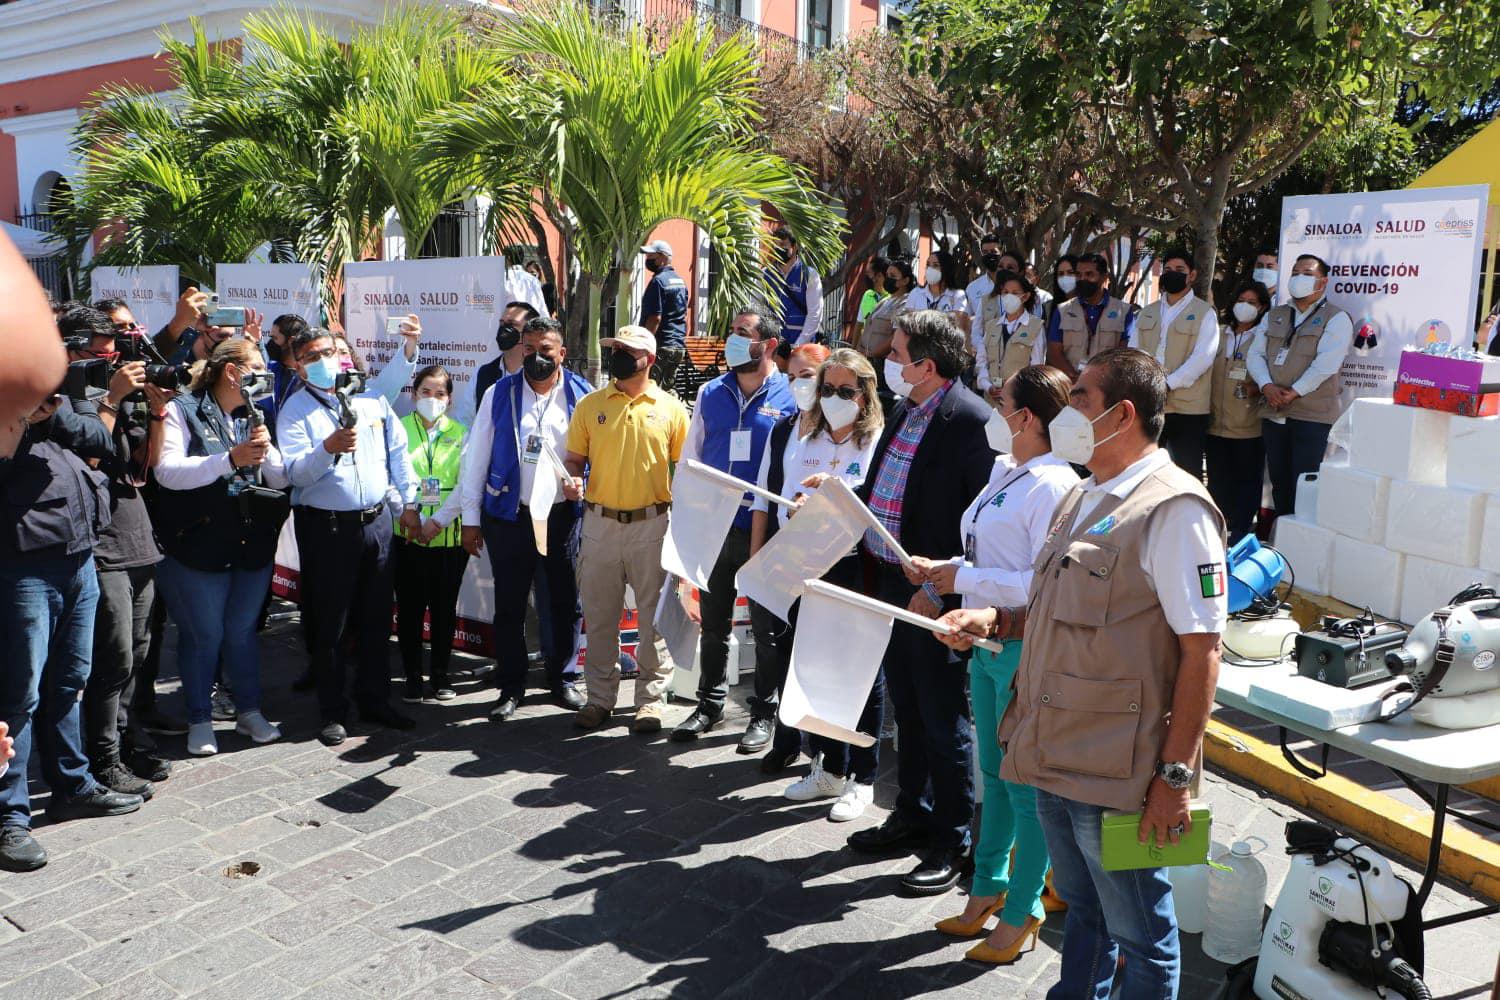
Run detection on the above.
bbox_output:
[301,347,337,362]
[818,384,860,401]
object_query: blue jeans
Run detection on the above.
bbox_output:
[0,553,102,829]
[1035,788,1180,999]
[155,556,270,726]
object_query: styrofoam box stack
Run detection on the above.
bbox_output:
[1348,397,1450,484]
[1272,516,1335,596]
[1482,495,1500,576]
[1445,414,1500,494]
[1384,479,1486,566]
[1330,536,1405,620]
[1315,465,1390,544]
[1399,556,1490,626]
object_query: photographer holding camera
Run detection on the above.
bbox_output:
[58,305,166,801]
[0,384,147,872]
[152,338,289,756]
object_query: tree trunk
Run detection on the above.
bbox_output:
[1194,199,1227,307]
[586,274,605,387]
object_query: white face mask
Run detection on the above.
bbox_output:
[414,396,447,422]
[1232,301,1261,324]
[819,393,860,430]
[1057,274,1077,295]
[884,357,920,399]
[925,267,943,287]
[1252,267,1278,289]
[1000,292,1024,316]
[1048,401,1124,465]
[1286,273,1320,300]
[790,376,818,412]
[985,409,1019,453]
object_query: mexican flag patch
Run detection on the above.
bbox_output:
[1198,562,1226,599]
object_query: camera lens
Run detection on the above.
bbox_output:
[144,364,191,389]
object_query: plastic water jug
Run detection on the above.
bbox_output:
[1202,840,1267,964]
[1167,840,1227,934]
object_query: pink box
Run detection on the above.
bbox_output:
[1395,350,1500,395]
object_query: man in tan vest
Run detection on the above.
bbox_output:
[934,348,1226,1000]
[1245,253,1353,519]
[1133,247,1219,476]
[1045,252,1137,382]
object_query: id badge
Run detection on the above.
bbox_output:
[729,430,752,463]
[1227,363,1248,383]
[964,533,977,565]
[1273,347,1290,367]
[522,434,542,466]
[419,477,443,506]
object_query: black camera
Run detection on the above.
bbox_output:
[144,364,192,390]
[61,359,111,402]
[115,330,151,363]
[335,370,367,395]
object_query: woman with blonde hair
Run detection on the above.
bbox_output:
[749,347,886,821]
[153,338,289,756]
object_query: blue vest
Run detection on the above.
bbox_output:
[771,260,810,334]
[481,368,594,522]
[696,371,798,531]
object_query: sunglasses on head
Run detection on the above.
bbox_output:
[818,384,859,401]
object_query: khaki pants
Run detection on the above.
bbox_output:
[575,507,673,709]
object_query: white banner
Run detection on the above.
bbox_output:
[1279,184,1490,407]
[661,460,754,592]
[215,262,319,327]
[781,581,887,748]
[734,476,872,621]
[91,265,179,336]
[343,257,511,413]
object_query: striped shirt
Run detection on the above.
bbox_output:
[865,380,951,565]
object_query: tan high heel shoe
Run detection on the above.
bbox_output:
[1041,869,1067,913]
[965,915,1041,964]
[934,894,1005,938]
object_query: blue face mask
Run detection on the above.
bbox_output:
[724,333,756,370]
[304,357,339,390]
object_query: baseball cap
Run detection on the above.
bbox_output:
[602,325,656,355]
[640,239,673,257]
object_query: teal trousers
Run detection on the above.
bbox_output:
[969,643,1050,923]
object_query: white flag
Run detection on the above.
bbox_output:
[780,582,889,748]
[734,476,868,621]
[660,459,749,592]
[652,576,700,676]
[527,443,562,556]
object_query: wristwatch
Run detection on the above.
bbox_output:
[1156,760,1195,790]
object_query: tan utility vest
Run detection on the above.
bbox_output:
[982,303,1044,398]
[1057,295,1129,369]
[1210,324,1262,440]
[1134,294,1213,415]
[1258,298,1347,425]
[860,291,908,357]
[999,459,1225,811]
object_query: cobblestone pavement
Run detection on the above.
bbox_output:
[2,615,1497,999]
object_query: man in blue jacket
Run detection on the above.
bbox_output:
[671,309,799,747]
[459,317,591,720]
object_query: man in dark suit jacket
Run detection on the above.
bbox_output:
[850,309,994,896]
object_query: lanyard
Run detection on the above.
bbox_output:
[968,466,1032,538]
[1228,326,1253,361]
[420,422,442,475]
[1289,299,1328,338]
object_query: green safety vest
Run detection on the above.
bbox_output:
[398,412,467,548]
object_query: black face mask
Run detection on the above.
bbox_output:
[1159,271,1189,295]
[523,352,558,381]
[645,258,665,274]
[1074,279,1101,301]
[981,253,1002,272]
[496,323,521,351]
[774,245,792,264]
[883,276,899,294]
[608,350,641,380]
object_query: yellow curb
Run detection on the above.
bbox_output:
[1205,719,1500,903]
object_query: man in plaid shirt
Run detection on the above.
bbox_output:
[851,310,995,897]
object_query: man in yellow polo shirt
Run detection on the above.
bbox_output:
[563,325,690,732]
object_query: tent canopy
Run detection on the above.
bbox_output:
[1410,117,1500,206]
[0,220,63,257]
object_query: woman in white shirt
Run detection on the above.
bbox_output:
[911,365,1077,967]
[976,271,1048,407]
[152,338,289,756]
[750,347,884,821]
[908,250,972,337]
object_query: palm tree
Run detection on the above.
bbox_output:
[428,0,846,381]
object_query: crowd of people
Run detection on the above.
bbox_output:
[1,229,1365,1000]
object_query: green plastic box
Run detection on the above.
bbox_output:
[1099,806,1213,871]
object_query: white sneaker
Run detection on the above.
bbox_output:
[187,722,218,756]
[828,780,874,822]
[235,711,281,744]
[784,757,844,802]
